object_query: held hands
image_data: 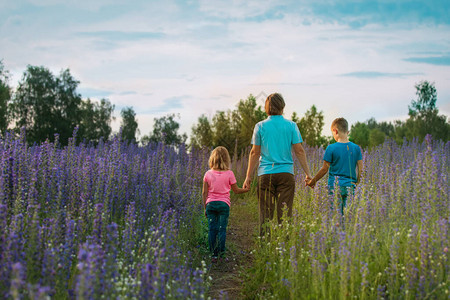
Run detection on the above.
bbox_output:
[305,175,316,188]
[243,177,252,190]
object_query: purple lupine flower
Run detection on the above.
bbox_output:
[10,262,25,300]
[139,263,155,299]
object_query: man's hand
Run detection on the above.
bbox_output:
[305,176,316,188]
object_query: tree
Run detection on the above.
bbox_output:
[142,114,187,146]
[120,107,139,143]
[294,105,326,147]
[234,94,267,152]
[211,111,235,151]
[9,65,83,144]
[401,81,450,142]
[190,114,213,149]
[78,98,115,144]
[349,122,370,149]
[190,95,267,156]
[369,128,385,148]
[409,81,437,118]
[0,60,11,134]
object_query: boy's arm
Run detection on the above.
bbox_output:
[356,160,363,184]
[231,183,249,194]
[202,181,209,209]
[243,145,261,189]
[308,161,330,188]
[292,143,312,179]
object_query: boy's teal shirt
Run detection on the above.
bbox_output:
[251,115,302,176]
[323,142,362,188]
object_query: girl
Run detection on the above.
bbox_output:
[202,146,249,262]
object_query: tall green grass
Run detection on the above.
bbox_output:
[242,138,449,299]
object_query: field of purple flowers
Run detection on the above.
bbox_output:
[1,128,448,299]
[0,129,210,299]
[242,136,449,299]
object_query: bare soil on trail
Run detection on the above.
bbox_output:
[206,199,258,300]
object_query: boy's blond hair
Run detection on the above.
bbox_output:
[209,146,231,171]
[331,118,348,133]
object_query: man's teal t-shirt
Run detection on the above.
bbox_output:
[323,142,362,188]
[251,115,302,176]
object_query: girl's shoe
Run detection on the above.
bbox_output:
[211,256,218,263]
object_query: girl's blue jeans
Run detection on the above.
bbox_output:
[206,201,230,257]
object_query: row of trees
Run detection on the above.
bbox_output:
[0,61,141,145]
[1,60,448,149]
[0,61,190,146]
[189,81,449,154]
[190,95,328,156]
[350,81,450,148]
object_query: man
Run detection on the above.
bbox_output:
[243,93,312,235]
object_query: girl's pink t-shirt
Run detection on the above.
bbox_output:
[203,169,237,207]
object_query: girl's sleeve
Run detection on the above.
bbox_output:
[203,171,209,182]
[229,171,237,185]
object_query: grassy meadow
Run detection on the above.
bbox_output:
[0,129,448,299]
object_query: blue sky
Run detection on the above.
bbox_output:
[1,0,449,138]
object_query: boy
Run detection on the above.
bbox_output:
[306,118,363,214]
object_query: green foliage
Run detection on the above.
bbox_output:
[78,98,115,144]
[408,80,437,118]
[242,139,449,299]
[211,110,236,151]
[0,60,11,134]
[349,121,370,148]
[190,115,213,150]
[233,95,267,151]
[190,94,267,156]
[9,66,83,144]
[142,113,187,146]
[369,128,385,147]
[292,105,326,147]
[350,118,394,149]
[8,65,116,145]
[120,106,139,143]
[350,80,450,148]
[401,81,450,142]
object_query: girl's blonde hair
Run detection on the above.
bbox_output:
[209,146,231,170]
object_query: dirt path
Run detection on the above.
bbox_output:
[206,198,258,299]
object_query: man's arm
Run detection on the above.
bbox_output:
[307,161,330,188]
[243,144,261,189]
[356,160,363,184]
[292,143,312,180]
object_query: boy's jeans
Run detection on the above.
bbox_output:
[206,201,230,257]
[330,185,355,215]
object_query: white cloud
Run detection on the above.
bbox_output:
[1,0,449,141]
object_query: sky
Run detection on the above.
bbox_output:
[1,0,449,140]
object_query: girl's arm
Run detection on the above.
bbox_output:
[231,183,249,194]
[202,181,209,209]
[307,160,330,188]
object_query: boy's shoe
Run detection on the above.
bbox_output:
[211,256,218,263]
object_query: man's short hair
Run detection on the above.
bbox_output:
[331,118,348,133]
[266,93,285,115]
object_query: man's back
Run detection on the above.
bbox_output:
[252,115,302,175]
